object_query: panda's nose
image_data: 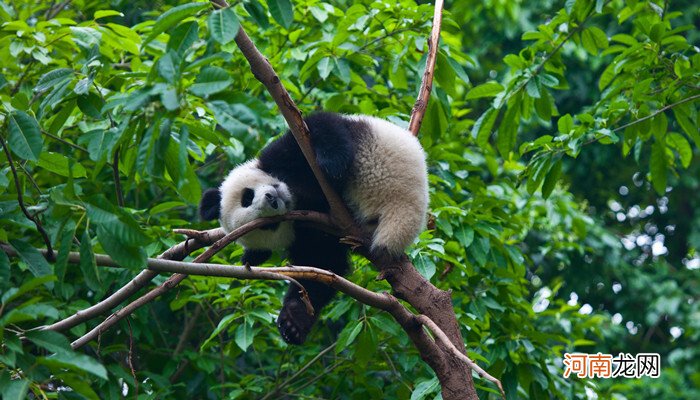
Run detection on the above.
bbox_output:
[265,192,278,209]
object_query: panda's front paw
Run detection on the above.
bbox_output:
[277,298,315,345]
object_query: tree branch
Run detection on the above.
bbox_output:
[417,315,505,399]
[612,92,700,132]
[212,0,357,234]
[9,228,224,333]
[208,1,476,398]
[0,134,54,260]
[66,210,333,348]
[408,0,443,136]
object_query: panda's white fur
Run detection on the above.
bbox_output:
[343,115,428,255]
[218,160,295,251]
[215,114,428,257]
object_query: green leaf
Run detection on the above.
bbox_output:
[164,137,201,204]
[157,51,181,82]
[167,21,199,55]
[208,7,240,45]
[650,140,667,195]
[96,225,147,269]
[497,105,519,156]
[207,101,257,136]
[413,251,436,280]
[317,57,333,80]
[268,0,294,29]
[471,108,498,149]
[7,111,43,161]
[557,114,574,134]
[0,250,9,287]
[79,129,117,162]
[201,314,237,349]
[581,27,608,55]
[455,225,474,248]
[73,77,91,95]
[466,81,504,100]
[39,351,107,380]
[534,90,553,121]
[666,132,692,168]
[1,379,29,400]
[35,68,73,92]
[526,157,553,195]
[26,330,71,353]
[235,321,254,351]
[143,2,208,46]
[672,105,699,145]
[37,152,87,178]
[541,158,563,199]
[189,66,233,96]
[79,230,100,291]
[94,10,123,19]
[411,377,440,400]
[336,321,362,352]
[598,61,617,91]
[1,275,56,304]
[525,78,541,98]
[245,0,270,28]
[9,239,53,289]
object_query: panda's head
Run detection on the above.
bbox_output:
[199,160,294,233]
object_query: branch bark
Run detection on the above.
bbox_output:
[408,0,444,136]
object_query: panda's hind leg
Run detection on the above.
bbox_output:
[277,229,349,344]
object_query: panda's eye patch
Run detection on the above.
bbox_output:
[241,188,255,207]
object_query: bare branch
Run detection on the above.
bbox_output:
[408,0,444,136]
[68,210,334,348]
[0,135,54,260]
[417,315,505,399]
[32,228,225,332]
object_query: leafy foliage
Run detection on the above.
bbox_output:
[0,0,698,399]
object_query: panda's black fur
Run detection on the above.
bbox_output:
[200,112,427,344]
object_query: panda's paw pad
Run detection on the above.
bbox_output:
[277,299,314,345]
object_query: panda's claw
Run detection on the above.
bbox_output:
[339,235,366,251]
[277,298,315,345]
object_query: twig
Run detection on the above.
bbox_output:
[262,341,338,400]
[612,93,700,132]
[173,306,202,356]
[67,210,334,348]
[34,228,225,332]
[125,317,139,398]
[0,134,54,259]
[41,129,89,153]
[417,315,505,399]
[10,61,35,96]
[45,0,70,20]
[408,0,443,136]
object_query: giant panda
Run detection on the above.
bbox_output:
[199,112,428,344]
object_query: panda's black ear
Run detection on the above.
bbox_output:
[199,188,222,220]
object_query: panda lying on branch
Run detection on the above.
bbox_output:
[199,112,428,344]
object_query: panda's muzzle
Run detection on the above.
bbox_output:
[265,192,279,209]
